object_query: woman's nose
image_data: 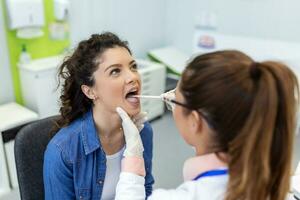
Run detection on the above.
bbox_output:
[125,70,139,84]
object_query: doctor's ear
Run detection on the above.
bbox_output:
[190,110,203,134]
[81,85,98,100]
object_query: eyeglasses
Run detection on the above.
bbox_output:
[163,89,216,129]
[162,89,191,111]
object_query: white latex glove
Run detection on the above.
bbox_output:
[116,107,144,158]
[132,111,147,132]
[160,89,175,101]
[160,89,176,110]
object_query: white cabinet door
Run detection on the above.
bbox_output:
[35,70,60,118]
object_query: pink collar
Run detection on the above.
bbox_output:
[183,153,228,181]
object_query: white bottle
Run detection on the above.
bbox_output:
[19,44,31,64]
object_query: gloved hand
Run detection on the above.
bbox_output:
[160,89,175,101]
[132,111,147,132]
[116,107,144,158]
[160,89,176,110]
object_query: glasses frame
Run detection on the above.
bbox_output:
[162,89,191,111]
[162,89,215,129]
[164,98,191,111]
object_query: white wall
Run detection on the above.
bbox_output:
[69,0,168,58]
[165,0,300,54]
[0,2,14,104]
[70,0,300,57]
[3,0,299,103]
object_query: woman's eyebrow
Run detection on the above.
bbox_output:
[129,60,136,65]
[104,60,136,72]
[104,64,122,72]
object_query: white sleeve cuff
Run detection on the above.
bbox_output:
[119,172,145,184]
[115,172,146,200]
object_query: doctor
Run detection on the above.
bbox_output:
[115,50,298,200]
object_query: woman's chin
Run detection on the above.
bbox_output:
[123,104,140,116]
[128,107,141,117]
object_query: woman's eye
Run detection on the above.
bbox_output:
[110,68,121,76]
[131,64,138,71]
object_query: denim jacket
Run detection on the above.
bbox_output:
[43,110,154,200]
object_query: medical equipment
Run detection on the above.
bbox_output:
[133,89,176,112]
[133,95,162,99]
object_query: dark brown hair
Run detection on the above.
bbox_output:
[180,50,298,200]
[53,32,131,134]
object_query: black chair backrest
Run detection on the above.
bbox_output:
[14,116,59,200]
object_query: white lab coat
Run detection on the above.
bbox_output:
[115,172,228,200]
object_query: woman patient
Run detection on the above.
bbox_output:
[43,32,154,200]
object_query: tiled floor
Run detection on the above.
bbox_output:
[1,112,300,200]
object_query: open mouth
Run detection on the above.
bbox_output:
[125,87,140,105]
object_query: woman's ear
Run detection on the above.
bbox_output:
[190,111,212,139]
[81,85,97,100]
[189,110,202,135]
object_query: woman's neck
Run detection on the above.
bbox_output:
[92,105,125,155]
[92,104,123,139]
[195,145,229,163]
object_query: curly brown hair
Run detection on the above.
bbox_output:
[52,32,131,134]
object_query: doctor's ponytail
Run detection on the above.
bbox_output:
[180,50,298,200]
[226,61,298,200]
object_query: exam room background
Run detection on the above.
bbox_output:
[2,0,300,104]
[1,0,300,189]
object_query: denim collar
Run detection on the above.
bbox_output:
[81,109,101,155]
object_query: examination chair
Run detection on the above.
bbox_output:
[14,116,59,200]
